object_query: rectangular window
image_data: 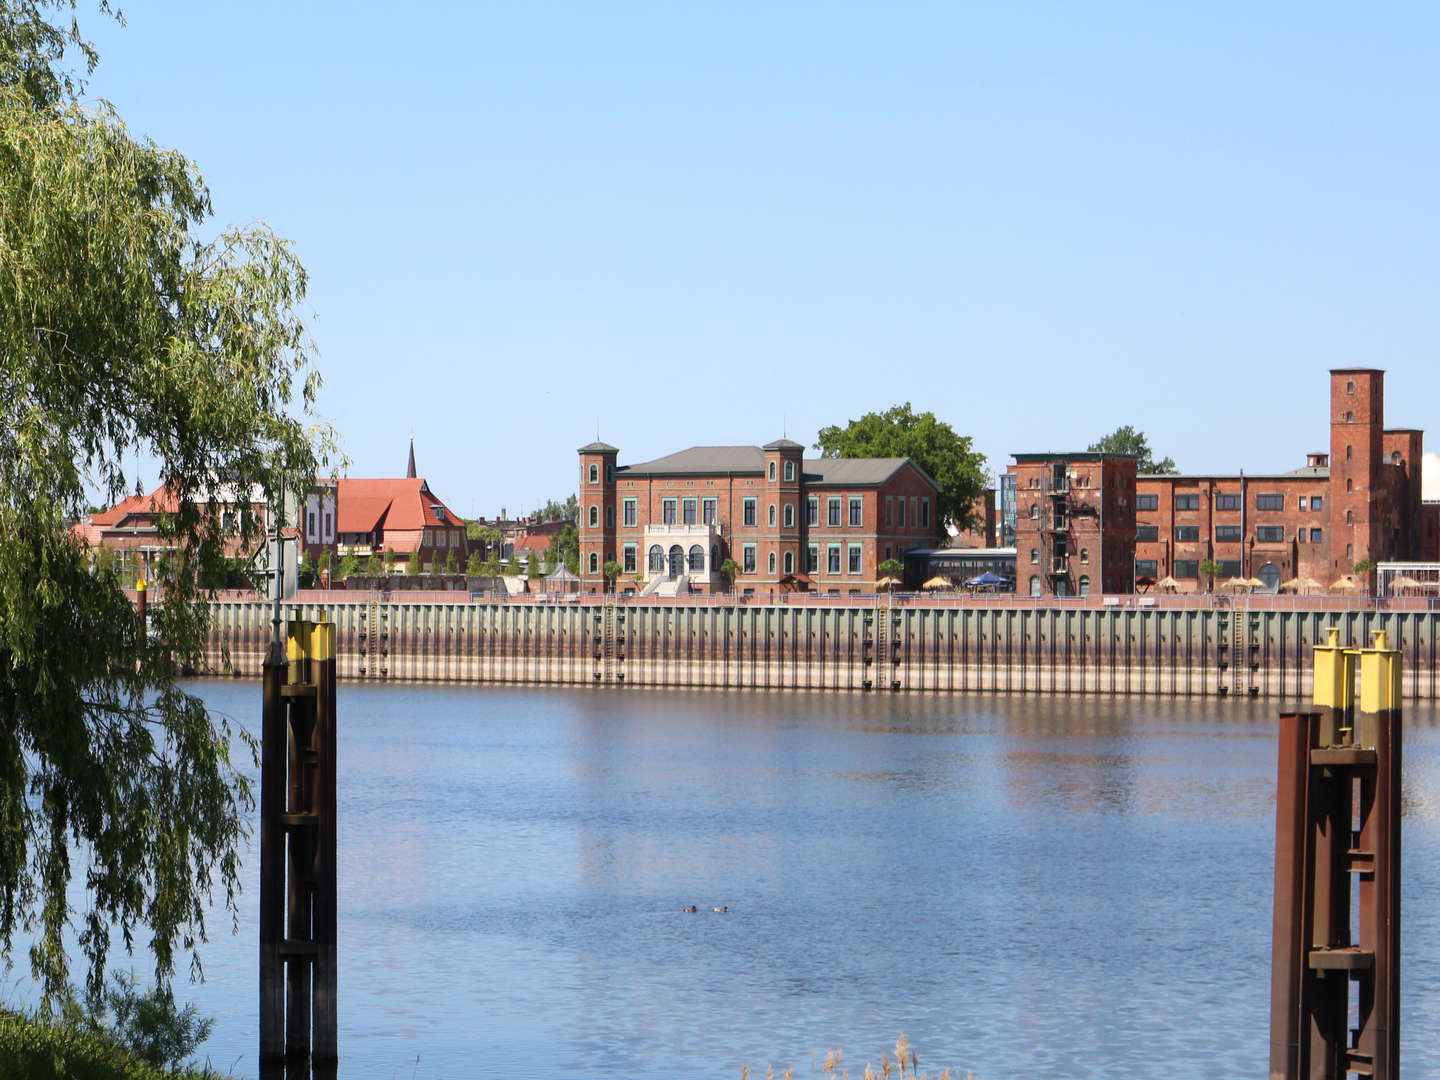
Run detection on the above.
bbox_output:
[849,497,863,526]
[807,498,818,526]
[742,543,756,573]
[1256,493,1285,511]
[807,544,818,572]
[623,498,637,526]
[848,543,862,573]
[1256,525,1285,542]
[1311,528,1323,543]
[1218,559,1242,578]
[827,544,841,574]
[307,510,316,539]
[702,498,716,524]
[1174,559,1199,578]
[662,498,677,524]
[885,496,894,525]
[920,499,930,528]
[1215,493,1241,511]
[682,498,697,525]
[1135,559,1157,578]
[1311,496,1324,511]
[1136,493,1158,511]
[1297,496,1308,511]
[1175,525,1200,541]
[743,498,757,526]
[1136,525,1158,542]
[1174,493,1200,511]
[1215,525,1242,542]
[827,497,841,526]
[897,498,906,527]
[622,544,636,573]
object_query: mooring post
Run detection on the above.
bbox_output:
[260,612,340,1078]
[1269,626,1401,1079]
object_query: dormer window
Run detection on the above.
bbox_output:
[431,504,445,521]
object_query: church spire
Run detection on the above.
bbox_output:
[406,437,417,479]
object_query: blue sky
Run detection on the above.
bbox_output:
[84,1,1440,517]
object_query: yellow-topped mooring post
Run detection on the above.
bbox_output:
[261,612,339,1078]
[1269,627,1402,1080]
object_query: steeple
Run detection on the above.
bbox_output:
[406,437,417,479]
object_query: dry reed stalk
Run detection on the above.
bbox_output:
[894,1034,910,1074]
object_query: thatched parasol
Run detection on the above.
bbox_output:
[1387,574,1423,595]
[1220,577,1252,592]
[922,576,953,590]
[1280,576,1324,595]
[876,576,903,591]
[1245,577,1269,591]
[1329,575,1361,593]
[1155,575,1179,592]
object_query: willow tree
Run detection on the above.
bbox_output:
[0,2,331,1001]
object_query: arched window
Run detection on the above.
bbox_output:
[589,505,599,527]
[588,552,599,574]
[588,464,599,484]
[1346,478,1353,492]
[1030,548,1039,564]
[1078,575,1090,597]
[783,460,795,481]
[1029,503,1039,519]
[668,545,684,577]
[648,545,664,573]
[783,503,794,527]
[1345,411,1353,423]
[688,544,705,571]
[1029,575,1041,597]
[1392,451,1402,465]
[1347,509,1355,525]
[1258,563,1281,591]
[1347,444,1353,460]
[1346,380,1355,393]
[1080,548,1089,564]
[768,504,776,526]
[768,461,776,480]
[768,551,776,574]
[783,551,794,574]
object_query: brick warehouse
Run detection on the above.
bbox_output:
[1009,453,1138,597]
[1133,369,1426,593]
[576,439,940,594]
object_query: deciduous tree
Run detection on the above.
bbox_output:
[1087,426,1177,474]
[815,404,986,530]
[0,1,332,1000]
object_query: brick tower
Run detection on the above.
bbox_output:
[577,441,618,589]
[1329,370,1385,578]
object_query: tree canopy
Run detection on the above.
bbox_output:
[814,404,987,530]
[1087,426,1177,474]
[1,1,331,1000]
[539,495,578,523]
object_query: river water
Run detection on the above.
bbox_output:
[168,682,1440,1079]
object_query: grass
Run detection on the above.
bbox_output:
[741,1034,979,1080]
[0,1009,234,1079]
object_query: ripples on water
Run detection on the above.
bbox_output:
[170,683,1440,1079]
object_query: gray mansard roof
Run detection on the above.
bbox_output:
[617,445,923,487]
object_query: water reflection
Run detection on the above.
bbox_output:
[170,682,1440,1079]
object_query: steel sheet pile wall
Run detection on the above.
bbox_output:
[199,602,1440,699]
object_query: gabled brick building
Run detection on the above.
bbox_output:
[576,439,941,594]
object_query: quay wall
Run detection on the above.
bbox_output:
[200,599,1440,699]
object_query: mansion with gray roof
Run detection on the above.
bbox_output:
[577,439,941,594]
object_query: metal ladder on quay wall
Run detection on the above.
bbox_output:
[592,603,625,684]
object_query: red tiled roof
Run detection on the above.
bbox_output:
[335,478,463,534]
[87,484,180,526]
[514,534,551,552]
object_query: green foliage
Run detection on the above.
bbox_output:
[480,550,501,577]
[316,549,331,579]
[405,549,421,576]
[719,557,742,591]
[1088,425,1177,474]
[68,970,214,1071]
[539,495,578,523]
[878,558,905,579]
[297,554,316,588]
[527,552,544,578]
[444,547,458,574]
[465,522,502,550]
[602,559,623,589]
[505,551,522,576]
[337,552,358,581]
[815,403,986,530]
[1354,560,1377,575]
[385,547,398,573]
[547,522,579,575]
[0,2,334,1001]
[1199,559,1223,589]
[465,550,482,576]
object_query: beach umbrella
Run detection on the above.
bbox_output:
[922,576,952,590]
[1155,576,1179,592]
[1220,577,1251,591]
[1329,575,1360,593]
[1245,577,1269,591]
[1387,574,1423,595]
[965,571,1009,588]
[876,576,902,590]
[1280,576,1324,594]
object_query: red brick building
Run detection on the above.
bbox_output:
[1133,369,1426,592]
[1008,453,1138,597]
[576,439,941,594]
